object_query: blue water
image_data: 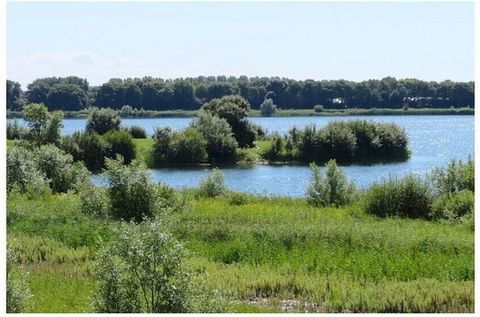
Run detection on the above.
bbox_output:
[53,115,474,196]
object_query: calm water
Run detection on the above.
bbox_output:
[40,115,471,196]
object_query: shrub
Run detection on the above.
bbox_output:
[7,248,32,313]
[127,125,147,138]
[317,121,357,162]
[22,103,64,144]
[7,120,27,140]
[430,190,474,222]
[86,108,121,135]
[78,183,110,218]
[7,146,48,193]
[192,112,238,163]
[197,169,226,198]
[363,175,433,218]
[307,160,356,207]
[34,144,90,193]
[93,220,190,313]
[314,105,324,112]
[167,127,207,164]
[227,191,249,205]
[265,133,285,160]
[44,111,64,144]
[152,127,173,166]
[103,130,136,165]
[430,157,474,195]
[61,132,107,171]
[259,98,277,116]
[104,158,160,221]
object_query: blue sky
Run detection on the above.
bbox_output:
[7,1,474,88]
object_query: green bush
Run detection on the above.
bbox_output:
[127,125,147,138]
[192,112,238,163]
[7,146,48,193]
[265,133,285,160]
[430,157,474,195]
[430,190,474,222]
[307,160,356,207]
[227,191,250,205]
[152,127,172,166]
[7,120,27,140]
[78,183,110,218]
[169,127,207,164]
[104,158,160,221]
[314,105,324,112]
[7,248,32,313]
[34,144,90,193]
[197,169,227,198]
[93,220,190,313]
[103,130,136,165]
[363,175,433,218]
[259,98,277,116]
[61,132,107,171]
[86,108,121,135]
[22,103,64,145]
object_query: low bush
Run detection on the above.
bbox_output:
[93,220,190,313]
[104,158,160,221]
[86,108,121,135]
[152,127,172,165]
[265,133,285,160]
[363,175,433,218]
[7,146,48,193]
[259,98,277,116]
[61,132,107,171]
[307,160,356,207]
[34,144,90,193]
[192,112,238,163]
[78,183,110,218]
[430,190,474,222]
[7,120,28,140]
[127,125,147,138]
[197,169,227,198]
[103,130,136,165]
[227,191,250,205]
[430,157,474,195]
[314,105,324,112]
[7,248,32,313]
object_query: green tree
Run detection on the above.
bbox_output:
[23,103,49,144]
[86,108,121,135]
[259,98,277,116]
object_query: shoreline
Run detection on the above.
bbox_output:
[6,107,474,119]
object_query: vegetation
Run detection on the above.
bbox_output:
[127,125,147,138]
[7,76,474,111]
[85,108,121,135]
[307,160,356,207]
[196,169,227,198]
[259,98,277,116]
[7,248,32,313]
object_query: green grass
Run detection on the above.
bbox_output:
[7,192,474,312]
[133,138,155,167]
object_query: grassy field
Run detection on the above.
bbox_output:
[7,191,474,313]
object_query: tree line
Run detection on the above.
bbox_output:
[7,76,474,112]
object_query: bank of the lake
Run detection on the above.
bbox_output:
[6,107,474,119]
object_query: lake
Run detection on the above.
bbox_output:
[9,115,474,196]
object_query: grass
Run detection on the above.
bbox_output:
[7,191,474,312]
[133,138,155,167]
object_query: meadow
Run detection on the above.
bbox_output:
[7,190,474,313]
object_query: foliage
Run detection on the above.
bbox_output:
[307,160,356,207]
[363,175,433,218]
[78,183,110,218]
[7,146,48,193]
[295,120,409,163]
[44,111,64,144]
[430,190,474,223]
[192,112,238,163]
[93,220,190,313]
[127,125,147,138]
[103,130,136,164]
[86,108,121,135]
[202,95,255,147]
[7,120,28,140]
[313,104,324,112]
[34,144,90,193]
[430,157,474,195]
[18,76,474,111]
[104,158,160,221]
[197,169,227,198]
[227,191,250,205]
[265,133,285,160]
[7,248,32,313]
[259,98,277,116]
[61,132,107,171]
[152,127,172,165]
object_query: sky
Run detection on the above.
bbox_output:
[7,1,475,88]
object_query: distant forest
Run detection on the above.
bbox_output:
[6,76,475,111]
